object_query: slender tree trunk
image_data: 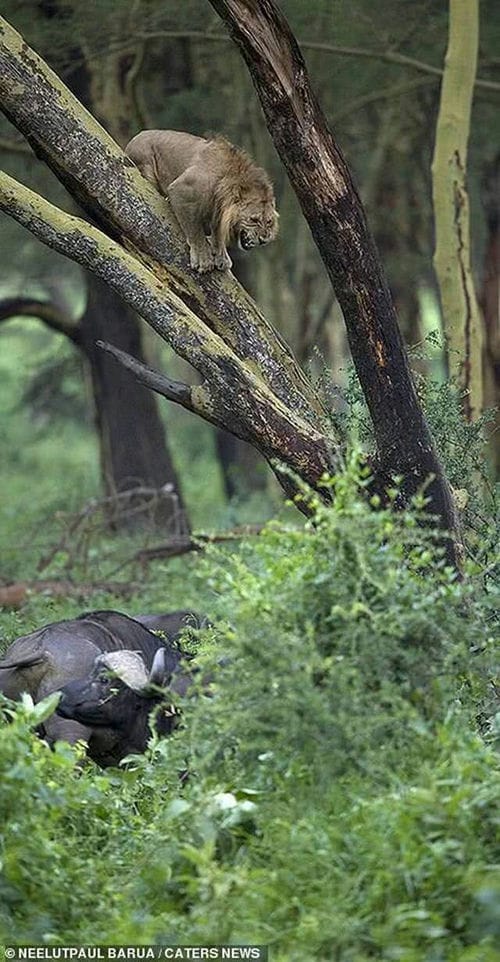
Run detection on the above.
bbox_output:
[431,0,483,420]
[480,153,500,475]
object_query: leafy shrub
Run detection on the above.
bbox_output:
[0,460,498,959]
[185,461,496,788]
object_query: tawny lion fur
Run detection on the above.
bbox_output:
[125,130,279,273]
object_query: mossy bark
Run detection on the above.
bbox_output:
[0,170,334,494]
[0,16,321,427]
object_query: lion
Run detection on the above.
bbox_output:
[125,129,279,273]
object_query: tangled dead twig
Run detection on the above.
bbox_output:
[103,524,267,578]
[20,487,268,587]
[0,522,267,609]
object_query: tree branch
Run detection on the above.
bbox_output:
[332,76,437,124]
[137,29,500,92]
[0,296,81,343]
[0,15,323,427]
[0,169,335,491]
[97,340,201,416]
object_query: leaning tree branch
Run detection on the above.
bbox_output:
[0,169,335,492]
[98,338,288,446]
[0,296,81,343]
[209,0,460,561]
[0,15,323,428]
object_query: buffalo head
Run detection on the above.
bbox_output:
[57,647,187,766]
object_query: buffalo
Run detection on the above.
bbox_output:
[56,645,191,767]
[135,611,209,635]
[0,609,204,749]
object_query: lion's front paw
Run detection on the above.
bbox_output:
[190,244,216,273]
[213,249,232,272]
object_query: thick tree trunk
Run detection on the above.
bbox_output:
[431,0,483,420]
[80,274,189,532]
[80,278,188,531]
[215,429,265,500]
[209,0,459,548]
[70,19,187,531]
[0,292,188,531]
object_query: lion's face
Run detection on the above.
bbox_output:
[233,197,279,251]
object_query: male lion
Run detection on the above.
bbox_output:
[125,130,279,273]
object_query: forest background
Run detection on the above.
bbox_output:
[0,1,499,959]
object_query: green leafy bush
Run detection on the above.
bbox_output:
[0,460,498,960]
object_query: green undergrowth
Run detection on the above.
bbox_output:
[1,460,499,959]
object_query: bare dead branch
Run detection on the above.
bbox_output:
[102,524,269,577]
[36,485,189,578]
[97,340,199,414]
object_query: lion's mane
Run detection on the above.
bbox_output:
[206,135,278,247]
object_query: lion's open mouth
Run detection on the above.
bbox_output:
[239,230,255,251]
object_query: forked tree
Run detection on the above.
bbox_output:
[0,1,461,566]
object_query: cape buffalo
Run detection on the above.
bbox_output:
[0,609,204,747]
[135,611,209,635]
[56,646,190,767]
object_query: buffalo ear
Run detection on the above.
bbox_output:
[148,647,171,689]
